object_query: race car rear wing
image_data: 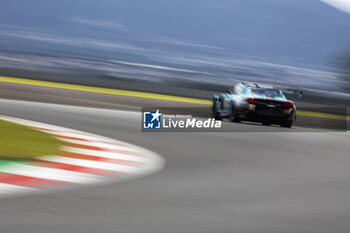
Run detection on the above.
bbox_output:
[241,82,303,99]
[279,87,303,99]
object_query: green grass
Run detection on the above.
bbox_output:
[0,119,62,159]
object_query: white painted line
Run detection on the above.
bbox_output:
[0,183,38,195]
[39,155,138,172]
[0,164,103,184]
[62,146,145,162]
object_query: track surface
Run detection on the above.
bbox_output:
[0,99,349,233]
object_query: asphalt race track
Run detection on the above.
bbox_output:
[0,97,349,233]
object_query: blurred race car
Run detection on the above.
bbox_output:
[212,82,296,127]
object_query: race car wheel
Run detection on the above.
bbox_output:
[212,101,222,120]
[229,105,240,123]
[280,120,293,128]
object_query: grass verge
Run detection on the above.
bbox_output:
[0,119,62,159]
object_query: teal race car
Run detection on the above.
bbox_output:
[212,82,296,127]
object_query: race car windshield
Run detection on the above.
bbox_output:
[252,89,282,98]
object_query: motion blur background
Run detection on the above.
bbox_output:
[1,0,350,96]
[1,2,350,233]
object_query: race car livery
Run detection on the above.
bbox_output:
[212,82,296,127]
